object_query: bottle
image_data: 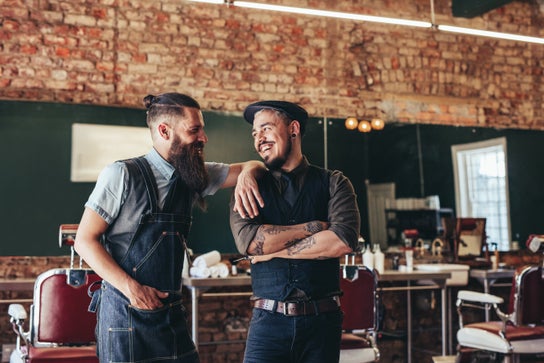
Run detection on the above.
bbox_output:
[373,243,385,274]
[362,242,374,270]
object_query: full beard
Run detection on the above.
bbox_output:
[168,137,209,210]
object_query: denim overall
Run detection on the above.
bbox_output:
[95,157,199,363]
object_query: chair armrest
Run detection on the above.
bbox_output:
[8,304,28,321]
[457,290,504,305]
[9,303,30,353]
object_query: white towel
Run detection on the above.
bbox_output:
[193,250,221,268]
[189,266,211,278]
[208,263,229,278]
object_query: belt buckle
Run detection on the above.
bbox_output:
[282,301,290,315]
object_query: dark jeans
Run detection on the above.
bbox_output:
[243,308,343,363]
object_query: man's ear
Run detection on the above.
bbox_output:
[290,120,301,137]
[158,123,170,139]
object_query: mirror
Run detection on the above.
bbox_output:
[455,218,488,264]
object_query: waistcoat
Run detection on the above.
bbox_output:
[251,165,340,301]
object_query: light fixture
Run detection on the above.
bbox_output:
[371,118,385,130]
[188,0,431,28]
[357,120,371,133]
[233,2,432,28]
[344,116,386,133]
[438,25,544,45]
[345,117,359,130]
[187,0,544,45]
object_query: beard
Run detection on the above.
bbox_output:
[263,137,292,171]
[168,136,209,209]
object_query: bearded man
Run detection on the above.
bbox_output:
[75,93,264,363]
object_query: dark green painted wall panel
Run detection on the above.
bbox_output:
[1,100,542,255]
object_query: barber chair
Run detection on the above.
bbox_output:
[339,259,380,363]
[8,224,100,363]
[455,235,544,363]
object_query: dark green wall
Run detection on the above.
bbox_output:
[0,100,324,255]
[1,100,542,255]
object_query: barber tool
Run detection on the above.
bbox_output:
[231,256,252,263]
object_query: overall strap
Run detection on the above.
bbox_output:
[128,157,159,214]
[162,173,194,214]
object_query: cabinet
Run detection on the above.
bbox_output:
[385,208,454,244]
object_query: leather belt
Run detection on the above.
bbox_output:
[253,297,340,316]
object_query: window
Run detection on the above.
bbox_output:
[452,137,510,251]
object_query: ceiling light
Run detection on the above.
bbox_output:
[187,1,544,45]
[438,25,544,45]
[345,117,359,130]
[371,118,385,130]
[233,2,432,28]
[357,120,371,133]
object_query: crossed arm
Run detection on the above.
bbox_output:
[230,170,360,263]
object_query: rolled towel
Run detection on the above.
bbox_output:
[215,262,230,278]
[209,265,219,278]
[190,266,211,278]
[193,250,221,268]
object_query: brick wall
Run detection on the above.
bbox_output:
[1,0,543,129]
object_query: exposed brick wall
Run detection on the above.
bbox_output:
[1,0,543,129]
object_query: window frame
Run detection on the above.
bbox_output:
[451,137,511,251]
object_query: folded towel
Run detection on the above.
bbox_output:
[189,266,211,278]
[193,250,221,268]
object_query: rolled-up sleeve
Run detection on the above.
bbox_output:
[327,170,360,251]
[229,194,262,254]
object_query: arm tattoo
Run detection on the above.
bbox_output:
[304,221,324,235]
[286,236,316,256]
[284,239,299,248]
[263,225,290,235]
[251,228,265,255]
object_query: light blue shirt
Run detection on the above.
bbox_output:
[85,148,229,224]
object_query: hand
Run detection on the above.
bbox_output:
[250,254,272,264]
[126,281,169,310]
[233,169,264,219]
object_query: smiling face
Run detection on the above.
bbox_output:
[251,109,294,171]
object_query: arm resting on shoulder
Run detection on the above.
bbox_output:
[222,160,266,219]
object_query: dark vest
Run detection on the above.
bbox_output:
[251,165,341,301]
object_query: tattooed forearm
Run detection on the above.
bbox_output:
[250,228,266,255]
[284,239,299,248]
[286,236,317,256]
[263,225,290,235]
[304,221,324,235]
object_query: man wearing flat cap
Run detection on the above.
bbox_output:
[230,100,360,363]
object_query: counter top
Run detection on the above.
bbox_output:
[183,269,451,287]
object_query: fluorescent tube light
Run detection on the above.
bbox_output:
[187,0,544,45]
[233,2,432,28]
[438,25,544,45]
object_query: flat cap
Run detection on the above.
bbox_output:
[243,100,308,135]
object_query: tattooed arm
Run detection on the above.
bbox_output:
[250,230,352,263]
[246,221,329,255]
